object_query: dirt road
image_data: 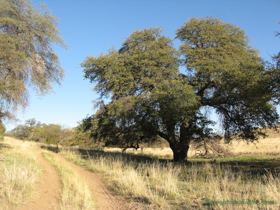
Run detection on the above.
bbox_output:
[22,150,61,210]
[22,150,126,210]
[53,153,126,210]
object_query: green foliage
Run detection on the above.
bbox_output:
[41,124,72,147]
[7,118,40,140]
[0,0,68,120]
[0,119,4,141]
[8,119,73,147]
[81,17,279,161]
[176,17,279,141]
[0,120,6,134]
[81,27,197,150]
[68,121,94,147]
[83,27,180,100]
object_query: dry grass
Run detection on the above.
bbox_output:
[4,128,277,209]
[223,127,280,156]
[60,128,280,209]
[104,128,280,159]
[42,151,95,210]
[104,147,174,159]
[61,150,280,210]
[0,137,42,210]
[225,137,280,156]
[104,137,280,159]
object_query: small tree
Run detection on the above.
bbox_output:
[8,118,40,140]
[43,124,72,152]
[81,18,279,162]
[25,118,39,140]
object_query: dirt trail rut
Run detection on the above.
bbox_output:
[52,152,127,210]
[22,150,61,210]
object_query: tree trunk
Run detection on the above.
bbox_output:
[170,142,190,162]
[158,131,190,162]
[27,129,34,141]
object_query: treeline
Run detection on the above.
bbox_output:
[5,118,169,150]
[6,118,93,148]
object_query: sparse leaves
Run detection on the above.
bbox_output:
[0,0,68,120]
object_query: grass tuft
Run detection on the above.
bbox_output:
[0,137,42,209]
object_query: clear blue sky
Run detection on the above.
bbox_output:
[6,0,280,131]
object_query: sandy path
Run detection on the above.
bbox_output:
[52,152,127,210]
[22,150,61,210]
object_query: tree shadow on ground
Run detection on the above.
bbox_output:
[0,143,11,150]
[41,145,171,164]
[221,158,280,177]
[41,145,280,179]
[188,157,280,178]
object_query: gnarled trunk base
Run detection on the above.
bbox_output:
[170,143,189,162]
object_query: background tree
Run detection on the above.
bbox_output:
[43,124,72,152]
[0,0,68,121]
[81,18,279,162]
[25,118,39,140]
[8,118,40,140]
[68,120,96,148]
[7,119,73,148]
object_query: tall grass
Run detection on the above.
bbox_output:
[0,138,42,209]
[103,136,280,159]
[42,152,95,210]
[62,150,280,209]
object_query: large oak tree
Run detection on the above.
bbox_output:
[81,17,279,161]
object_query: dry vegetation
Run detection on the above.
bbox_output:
[0,137,96,210]
[0,137,42,210]
[61,150,280,209]
[104,127,280,159]
[42,151,96,210]
[60,127,280,209]
[1,126,279,210]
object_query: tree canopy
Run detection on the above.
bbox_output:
[0,0,67,121]
[176,17,278,140]
[81,17,279,161]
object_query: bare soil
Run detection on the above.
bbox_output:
[22,149,128,210]
[52,152,127,210]
[22,150,61,210]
